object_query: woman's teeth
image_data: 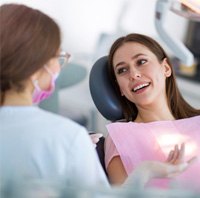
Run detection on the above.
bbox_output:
[133,83,150,92]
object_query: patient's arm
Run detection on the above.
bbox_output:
[107,156,128,185]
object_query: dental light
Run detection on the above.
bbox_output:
[155,0,200,67]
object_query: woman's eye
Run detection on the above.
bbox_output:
[137,59,147,65]
[117,67,127,74]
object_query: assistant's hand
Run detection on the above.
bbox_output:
[89,133,103,147]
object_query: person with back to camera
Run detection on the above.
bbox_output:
[105,33,200,190]
[0,4,196,195]
[0,3,109,191]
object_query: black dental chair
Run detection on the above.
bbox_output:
[89,56,124,121]
[89,56,124,176]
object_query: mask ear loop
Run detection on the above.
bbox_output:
[44,65,54,77]
[32,79,41,91]
[31,66,53,92]
[44,65,59,80]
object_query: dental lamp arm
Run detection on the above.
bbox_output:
[155,0,194,67]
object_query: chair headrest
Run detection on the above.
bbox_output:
[89,56,123,121]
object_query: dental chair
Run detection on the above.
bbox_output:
[89,56,125,176]
[89,56,123,121]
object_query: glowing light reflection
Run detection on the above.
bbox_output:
[157,134,198,157]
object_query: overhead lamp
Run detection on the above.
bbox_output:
[155,0,200,67]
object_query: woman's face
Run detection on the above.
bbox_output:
[112,42,171,107]
[34,50,62,91]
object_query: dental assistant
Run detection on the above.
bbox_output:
[0,3,108,190]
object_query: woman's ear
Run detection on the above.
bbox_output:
[162,58,172,77]
[30,72,38,82]
[30,68,43,82]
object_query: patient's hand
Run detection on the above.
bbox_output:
[163,143,197,177]
[124,143,197,188]
[142,143,196,179]
[166,143,186,164]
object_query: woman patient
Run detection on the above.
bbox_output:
[104,33,200,190]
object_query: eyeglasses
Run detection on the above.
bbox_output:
[58,51,71,68]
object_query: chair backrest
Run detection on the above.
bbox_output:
[89,56,125,177]
[89,56,124,122]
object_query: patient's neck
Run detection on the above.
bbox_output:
[134,103,175,123]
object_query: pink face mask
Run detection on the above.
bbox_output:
[32,66,59,104]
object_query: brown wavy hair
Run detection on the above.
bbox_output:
[108,33,200,121]
[0,4,61,105]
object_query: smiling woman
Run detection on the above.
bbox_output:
[107,33,200,121]
[112,42,172,112]
[104,33,200,190]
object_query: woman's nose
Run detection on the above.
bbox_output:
[129,68,141,80]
